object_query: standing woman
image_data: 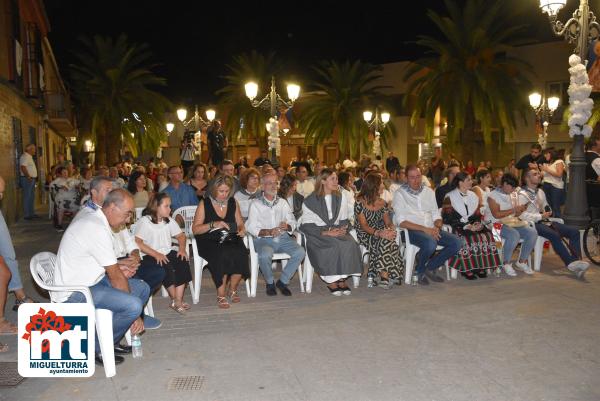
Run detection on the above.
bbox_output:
[442,173,501,279]
[540,148,566,218]
[354,173,403,288]
[134,193,192,314]
[192,175,249,309]
[187,163,209,201]
[300,168,362,295]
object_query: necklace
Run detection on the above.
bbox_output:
[210,196,227,211]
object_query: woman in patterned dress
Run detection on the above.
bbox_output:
[354,173,403,288]
[442,172,501,279]
[50,166,81,231]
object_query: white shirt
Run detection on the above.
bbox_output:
[134,216,182,257]
[300,191,351,227]
[246,196,297,237]
[542,159,565,189]
[485,188,515,224]
[392,186,440,228]
[54,210,117,302]
[296,179,315,197]
[517,186,550,223]
[342,159,354,169]
[234,189,260,220]
[19,152,37,178]
[112,227,139,258]
[340,188,356,224]
[111,177,126,189]
[590,151,600,176]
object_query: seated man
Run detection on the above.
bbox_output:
[484,173,538,277]
[55,189,150,366]
[246,172,305,296]
[392,165,462,285]
[434,163,460,208]
[518,169,590,278]
[161,165,198,212]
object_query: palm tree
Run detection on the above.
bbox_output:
[404,0,532,158]
[70,35,172,166]
[296,60,393,158]
[216,51,283,150]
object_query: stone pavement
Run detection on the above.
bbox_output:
[1,216,599,401]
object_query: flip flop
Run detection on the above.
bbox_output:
[0,319,17,335]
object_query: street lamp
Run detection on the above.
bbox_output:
[173,105,216,131]
[244,76,300,164]
[539,0,600,228]
[165,122,175,135]
[363,107,391,159]
[528,91,560,148]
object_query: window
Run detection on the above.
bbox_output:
[12,117,23,182]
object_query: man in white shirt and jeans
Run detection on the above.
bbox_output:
[19,144,38,219]
[56,189,150,366]
[246,173,305,296]
[392,165,462,285]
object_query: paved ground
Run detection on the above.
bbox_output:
[1,215,599,401]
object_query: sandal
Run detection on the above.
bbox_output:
[0,342,8,353]
[169,300,186,315]
[217,296,230,309]
[180,302,191,310]
[13,296,35,311]
[0,318,17,335]
[228,290,241,303]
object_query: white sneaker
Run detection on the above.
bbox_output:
[503,263,517,277]
[567,260,590,272]
[515,261,534,275]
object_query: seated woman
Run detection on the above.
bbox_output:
[472,169,492,213]
[278,173,303,220]
[50,166,82,231]
[134,193,192,314]
[192,175,249,309]
[234,167,261,221]
[354,173,403,289]
[442,172,501,280]
[0,256,15,347]
[127,170,152,209]
[187,163,209,201]
[300,168,362,295]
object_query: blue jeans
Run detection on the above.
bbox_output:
[407,230,463,276]
[66,276,150,353]
[500,225,538,264]
[253,235,305,285]
[19,176,36,218]
[542,183,565,218]
[0,211,23,291]
[535,222,581,266]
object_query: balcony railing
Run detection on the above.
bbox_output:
[44,90,75,135]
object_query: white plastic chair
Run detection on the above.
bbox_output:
[245,234,304,298]
[300,230,365,294]
[135,207,144,221]
[29,252,117,378]
[397,227,452,284]
[532,218,563,272]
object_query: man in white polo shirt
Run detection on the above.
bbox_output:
[19,144,38,220]
[55,189,149,366]
[246,172,305,296]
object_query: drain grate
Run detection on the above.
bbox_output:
[0,362,25,386]
[168,375,204,391]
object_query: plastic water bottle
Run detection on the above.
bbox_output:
[367,276,374,288]
[495,267,502,278]
[131,334,142,358]
[411,274,418,286]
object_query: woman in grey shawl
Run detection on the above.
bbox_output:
[300,168,362,295]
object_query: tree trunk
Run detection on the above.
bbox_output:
[95,130,106,168]
[106,129,122,166]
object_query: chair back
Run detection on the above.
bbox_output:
[135,207,144,221]
[30,252,59,300]
[172,206,198,237]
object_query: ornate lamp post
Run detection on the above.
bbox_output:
[363,107,391,159]
[528,92,560,149]
[245,76,300,164]
[539,0,600,228]
[168,106,216,157]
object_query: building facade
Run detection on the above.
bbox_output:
[0,0,76,225]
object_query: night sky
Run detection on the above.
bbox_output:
[44,0,566,106]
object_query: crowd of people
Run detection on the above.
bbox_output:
[1,134,598,363]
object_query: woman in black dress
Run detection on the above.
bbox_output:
[192,175,249,309]
[187,163,208,201]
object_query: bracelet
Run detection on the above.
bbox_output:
[209,221,214,229]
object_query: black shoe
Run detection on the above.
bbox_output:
[23,216,33,221]
[114,344,132,355]
[417,275,430,286]
[461,272,478,281]
[425,270,444,283]
[275,280,292,296]
[476,270,488,278]
[95,354,124,366]
[266,283,277,296]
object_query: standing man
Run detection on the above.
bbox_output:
[585,134,600,210]
[207,120,227,167]
[385,152,400,174]
[19,144,38,220]
[253,150,272,167]
[515,143,545,173]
